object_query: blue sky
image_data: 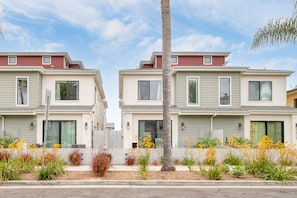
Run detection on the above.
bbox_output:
[0,0,296,130]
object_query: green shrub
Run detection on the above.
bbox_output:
[0,136,18,148]
[224,153,243,165]
[181,156,196,171]
[220,164,229,173]
[231,165,245,178]
[200,165,223,180]
[195,137,220,148]
[261,166,296,181]
[37,159,65,180]
[0,161,20,181]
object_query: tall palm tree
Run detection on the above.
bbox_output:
[160,0,175,171]
[251,0,297,50]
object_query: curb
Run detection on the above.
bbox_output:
[2,180,297,186]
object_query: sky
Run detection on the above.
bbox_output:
[0,0,297,130]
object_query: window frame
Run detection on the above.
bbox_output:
[55,80,79,100]
[42,55,51,65]
[138,80,162,101]
[171,56,178,65]
[43,120,77,148]
[16,76,29,106]
[248,81,272,101]
[203,55,212,65]
[219,76,232,106]
[138,120,172,148]
[187,76,200,106]
[8,56,17,65]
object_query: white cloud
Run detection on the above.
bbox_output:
[174,0,292,35]
[1,21,31,47]
[172,34,225,51]
[101,19,125,39]
[41,43,65,52]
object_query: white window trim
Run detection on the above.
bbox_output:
[248,81,272,102]
[138,80,162,101]
[16,76,29,106]
[187,76,200,106]
[218,76,232,106]
[42,56,51,65]
[8,56,17,65]
[203,55,212,65]
[171,55,178,65]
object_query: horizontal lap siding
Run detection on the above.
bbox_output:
[213,116,244,142]
[178,116,210,147]
[0,72,41,108]
[176,72,241,108]
[4,115,36,144]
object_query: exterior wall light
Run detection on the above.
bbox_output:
[127,122,130,129]
[85,122,88,129]
[181,122,185,130]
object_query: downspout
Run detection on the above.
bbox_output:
[0,116,4,136]
[210,112,217,132]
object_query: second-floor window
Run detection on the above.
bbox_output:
[249,81,272,101]
[42,56,51,65]
[203,56,212,65]
[219,77,231,105]
[138,80,161,100]
[187,76,199,105]
[16,77,28,105]
[171,56,178,64]
[8,56,17,65]
[55,81,79,100]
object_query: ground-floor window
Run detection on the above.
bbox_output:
[250,121,284,143]
[138,120,172,147]
[43,120,76,148]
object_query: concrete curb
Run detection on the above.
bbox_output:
[2,180,297,186]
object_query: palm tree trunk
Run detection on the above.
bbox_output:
[161,0,175,171]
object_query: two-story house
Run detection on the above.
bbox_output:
[119,52,297,148]
[0,52,108,148]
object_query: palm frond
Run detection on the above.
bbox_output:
[251,18,297,50]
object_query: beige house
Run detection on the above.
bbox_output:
[287,88,297,108]
[119,51,297,148]
[0,52,108,148]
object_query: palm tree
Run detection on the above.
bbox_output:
[160,0,175,171]
[251,0,297,50]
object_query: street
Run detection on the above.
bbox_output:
[1,185,297,198]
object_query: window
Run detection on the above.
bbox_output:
[250,121,283,143]
[219,77,231,105]
[42,56,51,64]
[249,81,272,101]
[171,56,178,64]
[138,120,172,148]
[138,80,161,100]
[203,56,212,65]
[16,77,28,105]
[187,76,199,105]
[8,56,17,65]
[43,120,76,148]
[55,81,79,100]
